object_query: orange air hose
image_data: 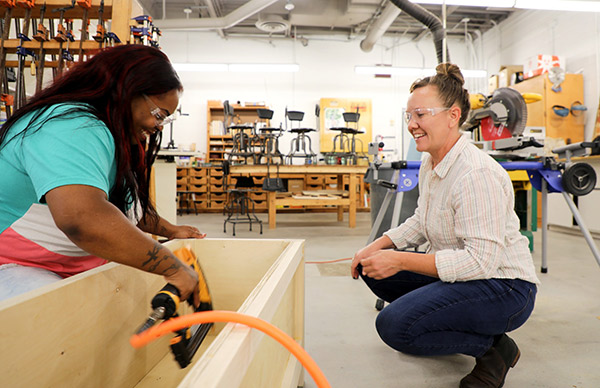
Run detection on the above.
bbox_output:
[130,310,331,388]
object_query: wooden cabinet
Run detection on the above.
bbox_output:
[176,166,370,213]
[511,73,585,151]
[206,100,269,163]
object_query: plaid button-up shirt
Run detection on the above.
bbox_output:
[385,135,540,284]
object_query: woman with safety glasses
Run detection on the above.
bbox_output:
[0,45,205,304]
[352,63,539,388]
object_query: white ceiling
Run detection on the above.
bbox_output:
[137,0,515,39]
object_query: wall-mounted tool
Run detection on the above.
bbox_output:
[52,0,76,77]
[0,0,16,118]
[93,0,104,46]
[77,0,91,62]
[33,2,50,93]
[14,0,35,110]
[130,15,160,47]
[135,247,213,368]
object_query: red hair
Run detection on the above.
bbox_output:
[0,45,183,221]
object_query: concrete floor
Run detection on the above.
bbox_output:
[178,211,600,388]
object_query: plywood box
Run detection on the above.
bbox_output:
[0,238,305,388]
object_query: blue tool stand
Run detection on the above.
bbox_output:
[368,153,600,274]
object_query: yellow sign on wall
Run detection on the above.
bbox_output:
[319,98,372,153]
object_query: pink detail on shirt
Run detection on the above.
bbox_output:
[0,227,106,278]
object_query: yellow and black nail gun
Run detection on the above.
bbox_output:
[135,246,213,368]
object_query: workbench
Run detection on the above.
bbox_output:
[231,165,368,229]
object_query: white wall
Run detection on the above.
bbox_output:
[480,9,600,141]
[159,31,475,160]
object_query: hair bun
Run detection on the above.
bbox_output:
[435,63,465,86]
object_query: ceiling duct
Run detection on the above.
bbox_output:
[360,3,402,52]
[155,0,279,31]
[255,15,290,33]
[389,0,450,63]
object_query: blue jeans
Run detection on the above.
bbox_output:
[359,265,537,358]
[0,264,63,302]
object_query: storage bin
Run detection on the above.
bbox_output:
[210,167,224,177]
[254,200,267,209]
[210,200,225,209]
[306,175,324,185]
[188,184,208,193]
[177,168,189,178]
[210,176,224,185]
[210,193,227,201]
[189,176,208,186]
[210,184,225,193]
[191,167,207,177]
[251,192,267,201]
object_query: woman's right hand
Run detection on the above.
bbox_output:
[164,264,200,308]
[351,235,394,279]
[351,245,376,279]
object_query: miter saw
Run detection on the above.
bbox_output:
[463,87,544,158]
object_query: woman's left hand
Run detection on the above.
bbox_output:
[360,250,403,280]
[167,225,206,240]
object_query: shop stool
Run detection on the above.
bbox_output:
[285,110,317,164]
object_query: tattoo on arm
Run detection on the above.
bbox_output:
[141,243,182,275]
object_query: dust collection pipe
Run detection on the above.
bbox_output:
[360,3,402,52]
[130,310,332,388]
[389,0,450,63]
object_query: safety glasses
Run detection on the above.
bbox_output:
[404,107,450,124]
[143,94,178,126]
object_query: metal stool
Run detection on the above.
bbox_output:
[328,111,364,165]
[222,100,257,165]
[177,191,198,215]
[228,124,256,164]
[222,161,263,236]
[285,110,317,164]
[255,108,284,165]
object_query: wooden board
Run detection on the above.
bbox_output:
[0,263,170,388]
[172,239,305,388]
[0,238,305,388]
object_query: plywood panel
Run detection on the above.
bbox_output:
[0,263,170,388]
[176,239,305,388]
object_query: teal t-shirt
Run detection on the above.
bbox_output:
[0,103,116,232]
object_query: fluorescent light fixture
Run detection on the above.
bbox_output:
[355,66,434,77]
[228,63,299,73]
[172,63,228,72]
[515,0,600,12]
[355,66,487,78]
[412,0,600,12]
[172,63,299,73]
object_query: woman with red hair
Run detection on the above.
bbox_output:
[0,45,204,303]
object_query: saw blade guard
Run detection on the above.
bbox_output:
[488,87,527,137]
